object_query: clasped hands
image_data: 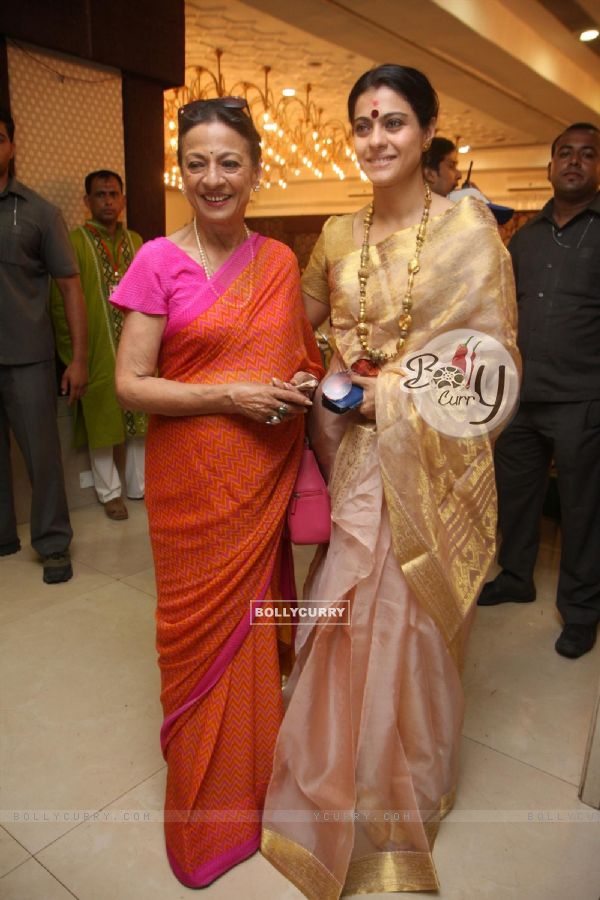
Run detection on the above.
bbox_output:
[229,371,318,425]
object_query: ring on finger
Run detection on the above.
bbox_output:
[266,414,282,425]
[277,403,289,417]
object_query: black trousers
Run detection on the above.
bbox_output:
[494,400,600,626]
[0,360,72,556]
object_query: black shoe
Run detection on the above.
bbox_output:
[477,579,536,606]
[555,624,597,659]
[42,551,73,584]
[0,538,21,556]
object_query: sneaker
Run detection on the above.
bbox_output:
[555,624,597,659]
[43,551,73,584]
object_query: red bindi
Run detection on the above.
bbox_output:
[371,108,379,119]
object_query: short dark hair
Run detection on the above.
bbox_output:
[347,64,439,127]
[551,122,600,156]
[423,136,456,171]
[85,170,123,195]
[0,105,15,142]
[177,101,261,169]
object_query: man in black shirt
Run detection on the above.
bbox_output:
[478,122,600,659]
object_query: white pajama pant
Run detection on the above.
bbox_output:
[89,439,145,503]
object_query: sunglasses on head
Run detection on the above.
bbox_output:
[178,97,249,122]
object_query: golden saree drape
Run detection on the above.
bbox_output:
[262,197,519,896]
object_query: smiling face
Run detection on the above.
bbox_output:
[549,128,600,204]
[352,85,435,189]
[180,120,259,232]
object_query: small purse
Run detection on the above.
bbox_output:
[287,439,331,544]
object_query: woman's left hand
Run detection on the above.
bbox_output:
[350,373,377,420]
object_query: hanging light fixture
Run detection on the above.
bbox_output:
[163,50,359,191]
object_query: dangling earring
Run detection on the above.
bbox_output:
[253,183,260,193]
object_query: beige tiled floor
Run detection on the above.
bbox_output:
[1,506,599,899]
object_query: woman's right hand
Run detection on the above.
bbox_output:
[227,382,312,424]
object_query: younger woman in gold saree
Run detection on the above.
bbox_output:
[261,65,519,897]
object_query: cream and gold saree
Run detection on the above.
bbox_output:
[262,197,519,897]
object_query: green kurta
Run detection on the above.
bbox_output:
[51,220,147,449]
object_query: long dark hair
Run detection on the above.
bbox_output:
[348,64,439,127]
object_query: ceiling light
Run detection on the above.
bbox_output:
[163,51,353,189]
[580,28,599,41]
[458,144,470,153]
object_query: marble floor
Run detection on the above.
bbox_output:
[1,503,599,900]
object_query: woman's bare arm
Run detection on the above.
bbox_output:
[303,292,330,329]
[115,310,312,422]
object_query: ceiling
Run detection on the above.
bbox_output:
[179,0,600,213]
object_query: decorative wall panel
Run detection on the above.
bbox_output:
[7,41,125,229]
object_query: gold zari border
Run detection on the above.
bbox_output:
[328,422,377,515]
[343,850,439,895]
[440,786,456,820]
[261,828,342,900]
[262,788,456,897]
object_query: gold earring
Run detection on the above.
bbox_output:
[423,140,432,151]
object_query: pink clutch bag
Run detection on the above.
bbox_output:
[287,441,331,544]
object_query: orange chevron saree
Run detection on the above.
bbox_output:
[111,233,323,887]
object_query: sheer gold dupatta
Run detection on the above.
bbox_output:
[376,198,519,663]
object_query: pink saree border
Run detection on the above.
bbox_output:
[163,232,267,340]
[159,555,276,754]
[160,555,276,886]
[167,832,260,888]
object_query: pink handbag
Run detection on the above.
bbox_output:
[287,440,331,544]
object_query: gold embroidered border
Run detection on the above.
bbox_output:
[423,786,457,845]
[343,850,439,895]
[261,828,342,900]
[440,786,456,821]
[381,462,484,668]
[328,422,377,515]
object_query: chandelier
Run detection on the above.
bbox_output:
[163,50,365,191]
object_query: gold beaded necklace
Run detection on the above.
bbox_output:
[357,184,432,365]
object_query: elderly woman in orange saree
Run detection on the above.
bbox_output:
[112,98,322,888]
[261,65,519,897]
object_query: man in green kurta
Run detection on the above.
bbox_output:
[51,170,146,520]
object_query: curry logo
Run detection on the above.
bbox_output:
[399,329,519,438]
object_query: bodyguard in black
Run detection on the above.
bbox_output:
[0,107,88,583]
[478,123,600,659]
